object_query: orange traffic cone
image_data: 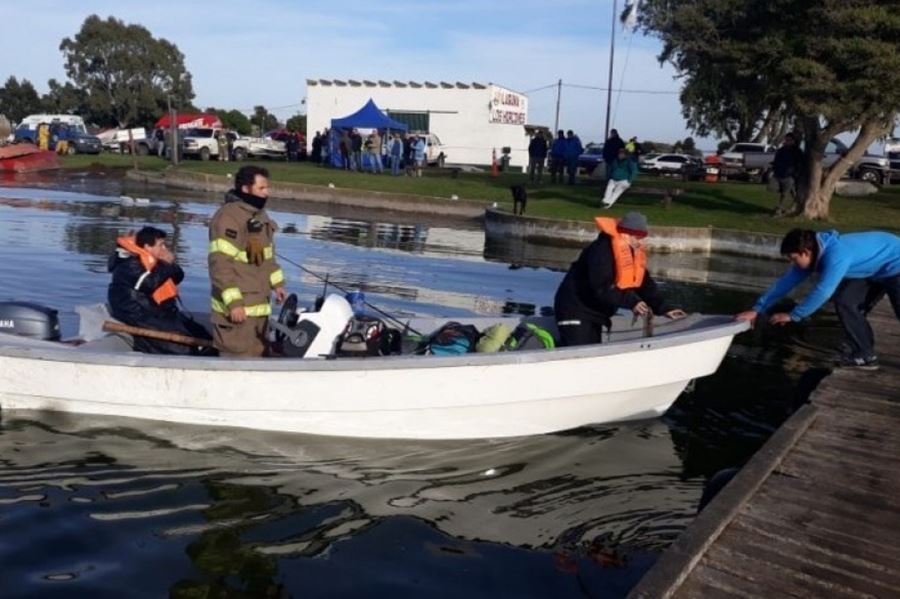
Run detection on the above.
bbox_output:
[491,148,499,178]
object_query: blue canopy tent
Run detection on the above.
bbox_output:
[328,99,408,169]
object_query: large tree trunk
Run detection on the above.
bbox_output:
[801,118,888,220]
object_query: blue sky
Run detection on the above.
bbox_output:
[1,1,701,147]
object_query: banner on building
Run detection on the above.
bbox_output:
[489,85,528,125]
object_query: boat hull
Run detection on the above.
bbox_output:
[0,144,61,172]
[0,326,739,439]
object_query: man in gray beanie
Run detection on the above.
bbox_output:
[553,211,686,346]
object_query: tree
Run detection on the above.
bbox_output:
[637,1,900,219]
[205,107,252,135]
[59,15,194,128]
[251,105,279,133]
[0,76,42,123]
[41,78,89,116]
[285,113,307,135]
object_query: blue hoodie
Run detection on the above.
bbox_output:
[753,230,900,321]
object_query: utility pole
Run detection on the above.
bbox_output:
[604,0,618,142]
[554,78,562,133]
[168,95,178,166]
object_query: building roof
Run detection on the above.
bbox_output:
[308,79,489,90]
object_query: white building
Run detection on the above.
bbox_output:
[306,79,532,169]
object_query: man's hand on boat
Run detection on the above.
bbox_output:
[664,309,688,320]
[735,310,758,325]
[274,286,288,305]
[633,302,686,320]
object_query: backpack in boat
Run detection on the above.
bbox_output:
[475,323,512,353]
[420,322,480,356]
[505,323,556,351]
[337,316,401,357]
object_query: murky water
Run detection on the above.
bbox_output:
[0,178,841,597]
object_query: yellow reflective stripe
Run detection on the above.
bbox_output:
[264,246,273,260]
[211,297,226,314]
[244,303,272,317]
[221,287,243,306]
[209,238,249,263]
[211,298,270,317]
[270,268,284,286]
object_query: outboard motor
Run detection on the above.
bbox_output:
[271,293,353,358]
[0,301,61,341]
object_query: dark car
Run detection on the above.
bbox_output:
[577,144,605,173]
[63,129,103,155]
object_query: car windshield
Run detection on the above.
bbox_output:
[184,128,214,138]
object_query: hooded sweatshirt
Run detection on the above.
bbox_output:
[753,230,900,320]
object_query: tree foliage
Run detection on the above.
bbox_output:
[60,15,194,128]
[0,77,43,123]
[41,78,89,116]
[637,1,900,219]
[205,107,253,135]
[251,106,279,133]
[285,113,307,135]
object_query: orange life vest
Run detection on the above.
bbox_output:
[593,217,647,289]
[116,236,178,305]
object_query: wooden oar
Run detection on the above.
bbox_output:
[102,321,210,347]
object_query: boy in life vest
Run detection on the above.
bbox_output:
[108,226,213,355]
[554,212,686,346]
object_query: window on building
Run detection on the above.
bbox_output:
[388,111,430,133]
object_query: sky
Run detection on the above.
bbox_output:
[1,0,703,148]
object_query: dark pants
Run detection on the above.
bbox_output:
[125,312,214,356]
[550,157,565,183]
[555,303,610,347]
[566,158,579,184]
[528,158,545,183]
[832,276,900,358]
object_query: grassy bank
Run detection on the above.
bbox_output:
[61,153,899,234]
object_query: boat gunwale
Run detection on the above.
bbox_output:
[0,317,749,372]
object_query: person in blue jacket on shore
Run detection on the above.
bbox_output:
[549,130,567,184]
[564,130,584,185]
[736,228,900,369]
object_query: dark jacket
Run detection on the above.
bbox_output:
[528,136,548,159]
[554,234,671,324]
[564,136,584,161]
[107,250,211,354]
[551,137,567,159]
[602,135,625,163]
[772,144,804,179]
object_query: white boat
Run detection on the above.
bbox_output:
[0,304,748,440]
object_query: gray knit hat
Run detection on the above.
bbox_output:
[617,211,649,238]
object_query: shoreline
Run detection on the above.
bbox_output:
[126,167,784,260]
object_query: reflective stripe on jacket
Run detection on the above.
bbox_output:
[593,217,647,290]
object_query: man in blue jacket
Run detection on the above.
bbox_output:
[550,130,566,184]
[564,130,584,185]
[736,228,900,369]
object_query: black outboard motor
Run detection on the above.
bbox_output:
[0,301,61,341]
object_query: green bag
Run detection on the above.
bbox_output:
[475,323,513,353]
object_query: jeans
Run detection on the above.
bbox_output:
[566,158,579,184]
[352,150,362,170]
[390,155,401,176]
[528,159,545,183]
[832,275,900,358]
[775,176,798,214]
[370,151,383,173]
[602,179,631,206]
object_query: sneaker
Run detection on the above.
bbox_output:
[834,355,879,370]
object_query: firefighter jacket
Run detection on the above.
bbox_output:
[208,191,284,319]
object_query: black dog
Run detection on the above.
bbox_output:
[510,185,528,215]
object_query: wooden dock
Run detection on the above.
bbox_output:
[630,303,900,598]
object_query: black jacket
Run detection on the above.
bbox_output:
[602,136,625,163]
[108,250,184,325]
[772,145,804,179]
[106,249,217,355]
[554,234,671,323]
[528,136,548,159]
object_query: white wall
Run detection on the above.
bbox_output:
[306,80,531,168]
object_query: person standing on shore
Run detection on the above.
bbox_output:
[550,130,566,184]
[368,130,384,174]
[602,129,626,183]
[528,132,548,185]
[771,133,805,216]
[413,136,426,177]
[564,130,584,185]
[736,228,900,370]
[389,133,403,176]
[208,166,288,357]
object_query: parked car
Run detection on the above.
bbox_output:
[639,153,701,175]
[265,129,307,160]
[720,142,773,175]
[577,144,605,173]
[742,138,890,185]
[409,132,447,167]
[886,139,900,183]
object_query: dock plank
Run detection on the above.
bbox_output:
[629,302,900,598]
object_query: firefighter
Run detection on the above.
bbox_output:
[208,165,287,356]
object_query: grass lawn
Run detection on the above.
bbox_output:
[61,153,899,234]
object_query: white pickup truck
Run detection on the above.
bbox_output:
[181,128,286,161]
[742,138,891,185]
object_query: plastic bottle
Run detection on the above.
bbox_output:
[346,291,366,317]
